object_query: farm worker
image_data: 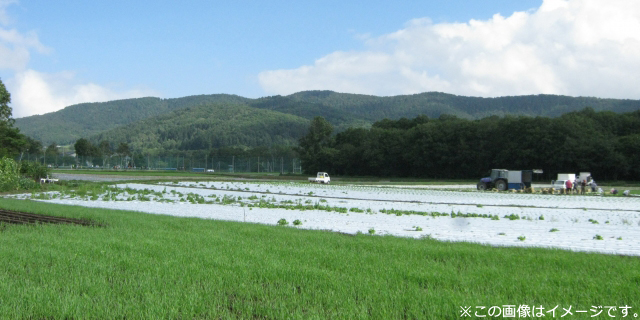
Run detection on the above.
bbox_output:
[565,180,572,194]
[590,180,597,192]
[580,180,586,194]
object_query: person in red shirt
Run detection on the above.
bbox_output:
[565,180,573,194]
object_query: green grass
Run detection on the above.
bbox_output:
[0,198,639,318]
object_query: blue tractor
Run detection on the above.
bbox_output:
[477,169,533,191]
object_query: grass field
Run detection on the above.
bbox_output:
[1,197,639,318]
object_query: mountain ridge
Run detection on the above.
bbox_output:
[14,90,640,146]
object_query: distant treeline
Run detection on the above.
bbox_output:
[298,109,640,181]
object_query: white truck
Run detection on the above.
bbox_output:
[556,173,576,182]
[308,172,331,184]
[576,172,591,183]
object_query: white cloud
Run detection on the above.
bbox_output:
[259,0,640,99]
[7,69,156,118]
[0,26,50,71]
[0,0,17,25]
[0,1,156,118]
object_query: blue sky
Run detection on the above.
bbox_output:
[1,0,639,118]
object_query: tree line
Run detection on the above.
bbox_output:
[297,109,640,181]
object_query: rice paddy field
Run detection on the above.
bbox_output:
[1,178,640,318]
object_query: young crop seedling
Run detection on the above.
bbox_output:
[550,228,559,232]
[277,218,288,226]
[293,219,302,226]
[593,234,604,240]
[368,228,375,235]
[504,214,521,221]
[539,215,545,220]
[518,236,526,241]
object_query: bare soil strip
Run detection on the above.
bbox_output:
[0,209,102,227]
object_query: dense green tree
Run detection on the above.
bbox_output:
[98,141,112,157]
[0,79,12,125]
[0,79,26,157]
[320,110,640,180]
[74,138,94,157]
[116,142,131,157]
[0,124,26,158]
[296,116,335,174]
[45,143,59,156]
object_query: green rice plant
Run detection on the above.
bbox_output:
[518,236,526,241]
[293,219,302,226]
[368,228,375,235]
[504,214,520,221]
[349,208,364,213]
[593,234,604,240]
[277,218,288,226]
[221,195,236,205]
[539,215,545,220]
[414,226,423,231]
[550,228,559,232]
[588,219,599,224]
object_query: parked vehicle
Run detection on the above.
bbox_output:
[551,180,568,190]
[557,173,576,182]
[308,172,331,184]
[477,169,533,191]
[576,172,591,184]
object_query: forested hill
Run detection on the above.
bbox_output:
[288,91,640,120]
[14,94,249,144]
[14,90,640,146]
[89,103,311,154]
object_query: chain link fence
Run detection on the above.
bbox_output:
[16,153,303,174]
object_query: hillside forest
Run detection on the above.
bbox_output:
[6,87,640,181]
[297,109,640,181]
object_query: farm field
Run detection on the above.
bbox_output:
[10,180,640,256]
[0,197,639,318]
